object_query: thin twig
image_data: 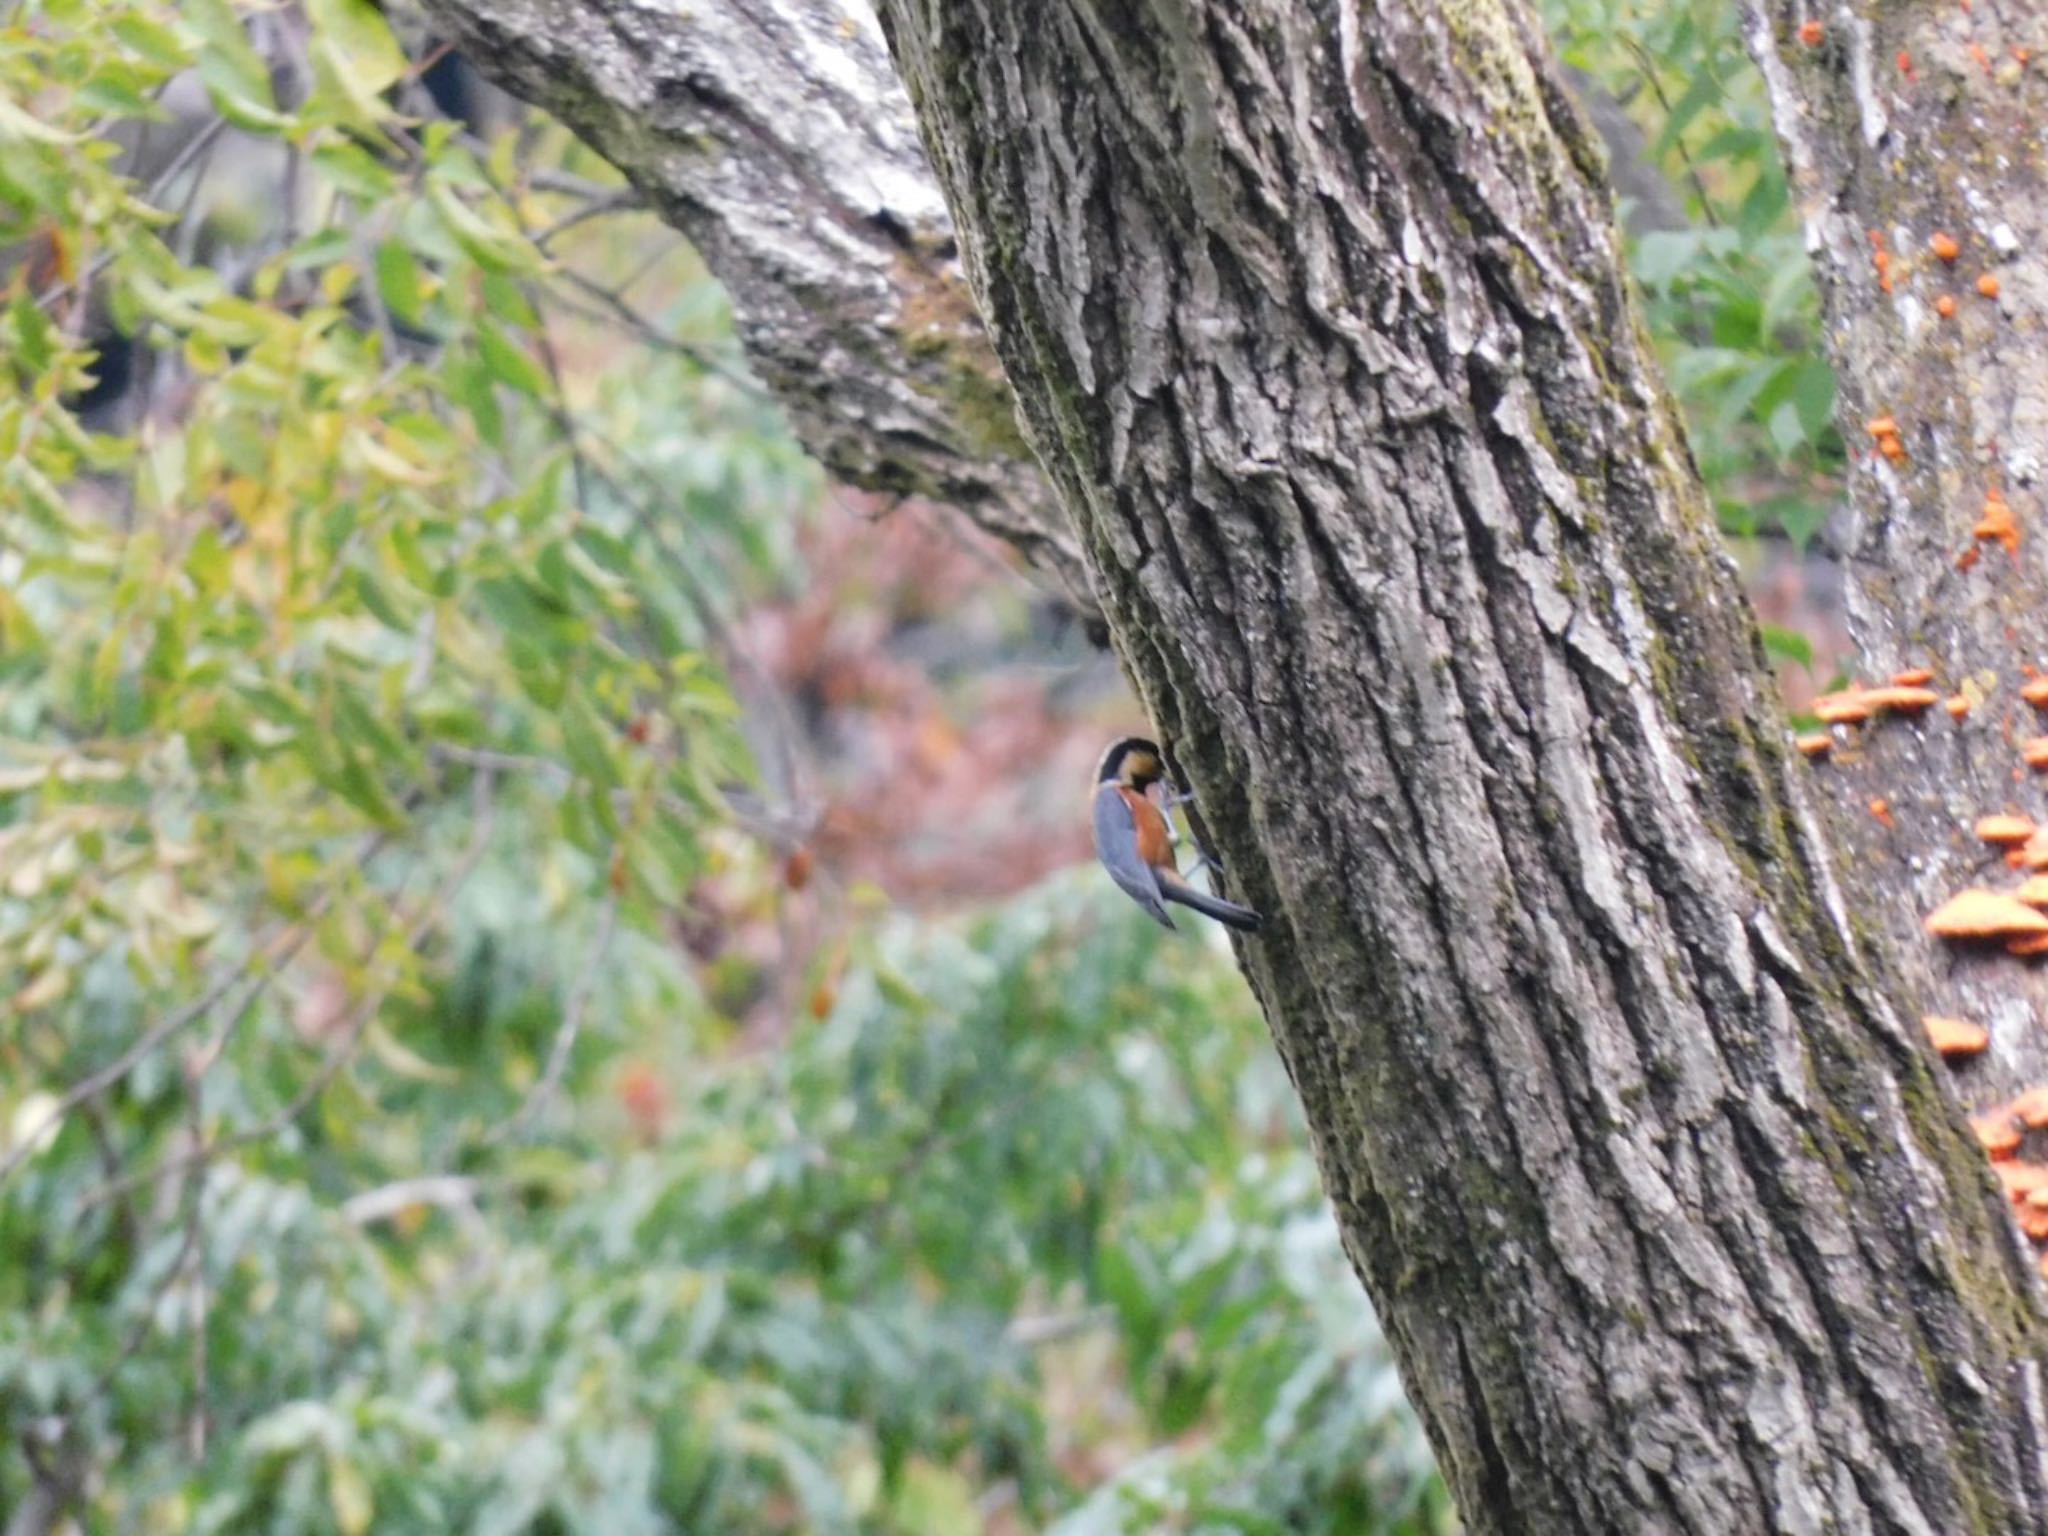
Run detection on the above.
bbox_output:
[46,1153,208,1462]
[341,1174,483,1227]
[552,270,768,397]
[485,891,619,1144]
[1615,35,1722,230]
[533,188,644,250]
[527,168,623,201]
[2,925,304,1187]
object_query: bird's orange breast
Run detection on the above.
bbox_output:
[1119,785,1173,869]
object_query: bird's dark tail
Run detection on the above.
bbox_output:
[1163,882,1263,932]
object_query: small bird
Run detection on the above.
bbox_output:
[1092,737,1262,932]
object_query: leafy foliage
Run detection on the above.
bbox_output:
[1546,0,1844,545]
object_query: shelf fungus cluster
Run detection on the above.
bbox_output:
[1918,680,2048,1269]
[1924,808,2048,957]
[1969,1082,2048,1260]
[1926,1004,2048,1269]
[1810,677,1940,728]
[1800,666,2048,785]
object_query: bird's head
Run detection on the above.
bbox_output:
[1097,736,1166,790]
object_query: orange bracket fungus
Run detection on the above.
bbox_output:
[1811,684,1936,724]
[2017,875,2048,907]
[1815,689,1873,725]
[1975,1110,2024,1158]
[2024,677,2048,708]
[2013,1087,2048,1128]
[1979,272,2002,298]
[1946,694,1971,719]
[1861,684,1938,712]
[1891,667,1934,687]
[2024,738,2048,769]
[1999,1161,2048,1200]
[1869,797,1895,827]
[2011,933,2048,958]
[1974,489,2019,552]
[1796,732,1832,758]
[1936,294,1958,319]
[1975,814,2038,846]
[1924,1015,1990,1057]
[1798,18,1823,44]
[1930,232,1961,262]
[1925,888,2048,939]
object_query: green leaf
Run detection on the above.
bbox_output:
[305,0,406,107]
[1759,624,1814,670]
[184,0,291,131]
[111,13,195,70]
[329,750,408,829]
[373,241,426,329]
[1650,69,1721,162]
[312,138,398,201]
[1766,398,1807,459]
[10,291,57,376]
[477,320,549,399]
[445,349,503,449]
[327,1453,374,1536]
[426,176,543,276]
[0,93,81,146]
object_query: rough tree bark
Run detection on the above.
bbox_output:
[864,4,2047,1529]
[1750,2,2048,1178]
[427,0,2048,1530]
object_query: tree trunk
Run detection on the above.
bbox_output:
[428,0,2048,1529]
[871,2,2048,1529]
[1750,0,2048,1176]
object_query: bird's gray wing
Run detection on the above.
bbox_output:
[1092,785,1176,929]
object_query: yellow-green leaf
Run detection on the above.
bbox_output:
[327,1453,374,1536]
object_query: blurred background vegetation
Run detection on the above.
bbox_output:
[0,0,1843,1531]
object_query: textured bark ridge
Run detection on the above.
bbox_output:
[1751,2,2048,1188]
[413,0,1096,612]
[872,1,2048,1530]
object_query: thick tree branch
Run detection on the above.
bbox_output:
[412,0,1098,616]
